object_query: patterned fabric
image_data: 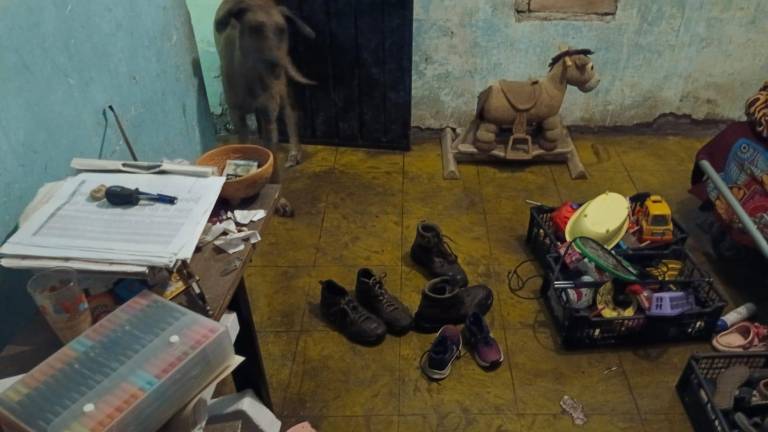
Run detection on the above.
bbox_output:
[746,81,768,139]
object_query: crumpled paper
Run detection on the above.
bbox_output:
[199,223,227,246]
[198,208,265,253]
[213,230,261,254]
[234,209,267,225]
[220,219,237,234]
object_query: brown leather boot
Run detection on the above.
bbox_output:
[410,221,468,287]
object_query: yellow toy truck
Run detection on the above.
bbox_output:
[636,195,674,243]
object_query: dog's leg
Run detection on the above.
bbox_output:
[230,108,249,142]
[282,95,302,168]
[259,106,295,217]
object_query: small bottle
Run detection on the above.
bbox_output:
[715,303,757,333]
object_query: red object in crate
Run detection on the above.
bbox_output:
[552,201,578,236]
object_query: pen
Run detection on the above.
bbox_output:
[178,261,213,317]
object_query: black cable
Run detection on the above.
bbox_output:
[507,258,543,300]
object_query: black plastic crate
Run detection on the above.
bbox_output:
[540,247,726,348]
[526,193,689,270]
[676,352,768,432]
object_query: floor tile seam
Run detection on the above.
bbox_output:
[280,331,306,417]
[293,264,316,338]
[616,353,644,420]
[490,266,522,415]
[613,143,639,183]
[546,165,565,204]
[267,329,302,413]
[312,145,339,270]
[244,264,315,334]
[474,165,495,263]
[398,147,406,421]
[312,192,331,268]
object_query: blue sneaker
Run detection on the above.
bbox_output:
[421,325,462,380]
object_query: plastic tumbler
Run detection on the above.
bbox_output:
[26,268,92,343]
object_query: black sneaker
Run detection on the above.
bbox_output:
[355,268,414,335]
[320,280,387,346]
[410,221,468,287]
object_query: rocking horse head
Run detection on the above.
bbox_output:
[548,47,600,93]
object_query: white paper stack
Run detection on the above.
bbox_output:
[0,172,225,268]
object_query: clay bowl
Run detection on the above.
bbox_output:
[196,144,274,205]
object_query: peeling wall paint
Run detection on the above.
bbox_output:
[412,0,768,128]
[187,0,768,129]
[186,0,225,115]
[0,0,214,345]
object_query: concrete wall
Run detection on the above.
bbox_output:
[0,0,215,345]
[187,0,768,129]
[413,0,768,128]
[187,0,225,115]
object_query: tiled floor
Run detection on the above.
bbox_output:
[245,133,735,431]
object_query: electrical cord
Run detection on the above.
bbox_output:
[507,258,544,300]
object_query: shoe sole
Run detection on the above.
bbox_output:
[349,332,387,347]
[472,350,504,369]
[414,296,495,334]
[388,323,413,336]
[414,316,464,333]
[462,326,503,369]
[421,339,462,381]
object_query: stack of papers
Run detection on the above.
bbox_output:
[0,172,225,268]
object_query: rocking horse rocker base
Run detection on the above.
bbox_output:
[440,120,588,180]
[440,46,598,181]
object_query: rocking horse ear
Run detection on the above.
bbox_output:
[564,56,574,68]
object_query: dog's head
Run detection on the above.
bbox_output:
[215,0,314,65]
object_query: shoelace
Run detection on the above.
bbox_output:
[365,273,399,313]
[419,342,465,383]
[341,297,372,324]
[433,234,458,264]
[477,333,495,347]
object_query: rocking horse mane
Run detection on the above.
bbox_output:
[548,49,595,70]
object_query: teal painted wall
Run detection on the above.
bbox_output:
[188,0,768,129]
[0,0,215,345]
[187,0,225,115]
[414,0,768,127]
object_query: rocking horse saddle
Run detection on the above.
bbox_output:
[498,79,541,112]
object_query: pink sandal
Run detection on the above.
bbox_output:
[712,321,768,352]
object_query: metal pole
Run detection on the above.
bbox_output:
[698,159,768,259]
[107,105,139,161]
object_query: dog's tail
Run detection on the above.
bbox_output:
[286,58,316,85]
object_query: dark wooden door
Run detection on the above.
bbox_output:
[281,0,413,151]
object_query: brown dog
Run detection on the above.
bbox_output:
[214,0,314,168]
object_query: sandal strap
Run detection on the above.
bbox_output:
[741,323,768,349]
[751,323,768,345]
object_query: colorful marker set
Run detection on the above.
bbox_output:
[0,290,234,432]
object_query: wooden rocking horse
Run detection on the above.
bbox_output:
[441,45,600,180]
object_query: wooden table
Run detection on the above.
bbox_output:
[0,184,280,410]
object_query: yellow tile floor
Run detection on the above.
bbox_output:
[245,133,738,432]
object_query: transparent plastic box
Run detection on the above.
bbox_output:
[0,290,234,432]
